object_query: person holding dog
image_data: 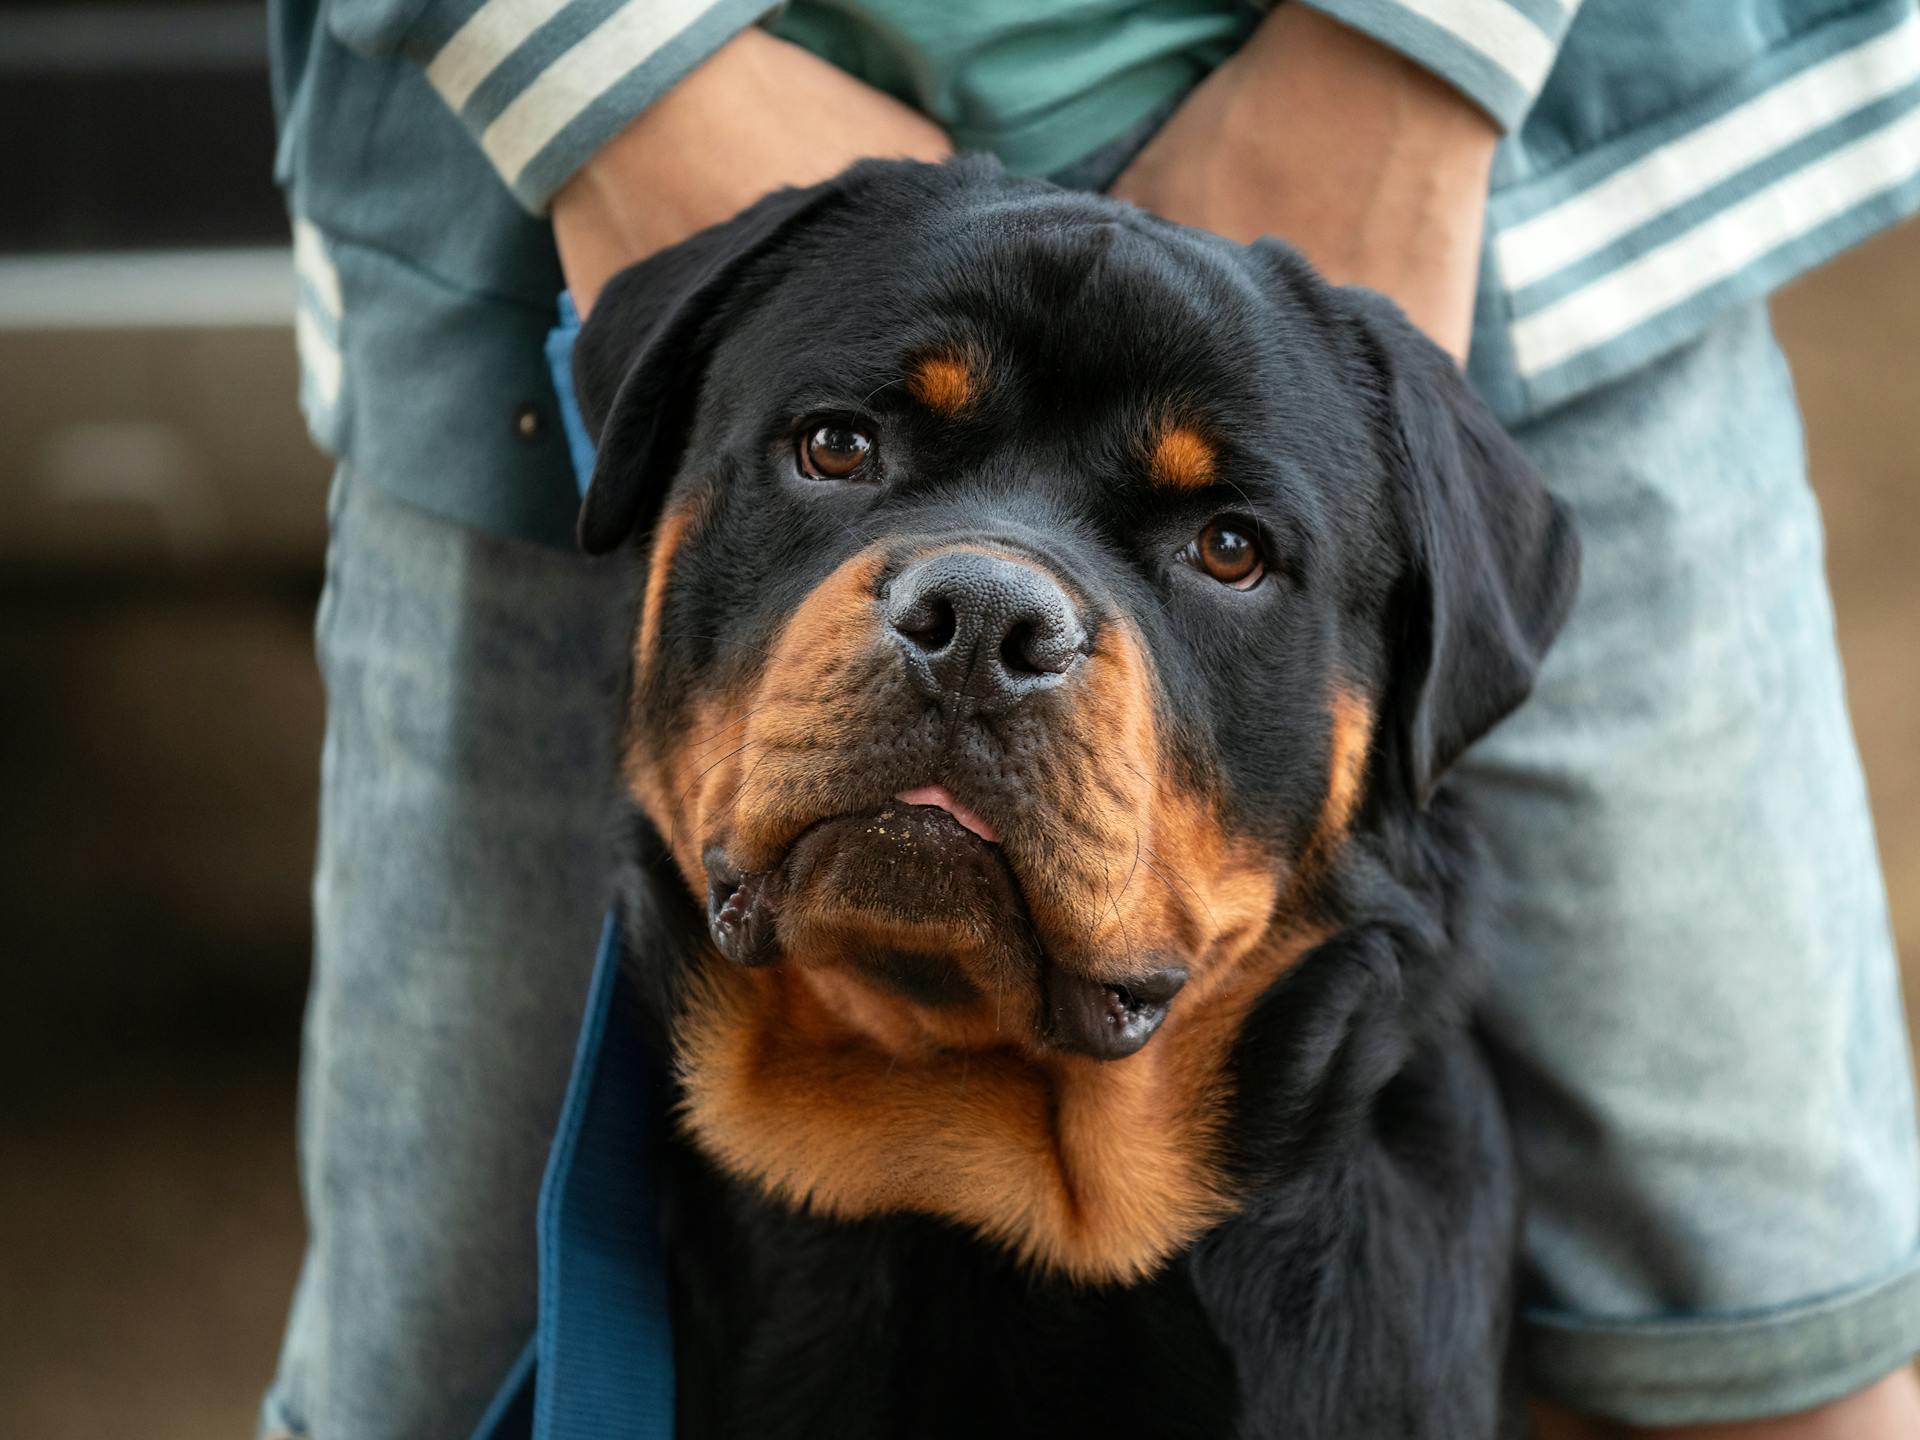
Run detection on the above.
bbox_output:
[264,1,1920,1436]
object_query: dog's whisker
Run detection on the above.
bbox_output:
[682,705,764,755]
[674,741,758,818]
[1116,829,1143,904]
[1098,855,1136,968]
[715,747,777,813]
[1140,845,1214,927]
[1221,477,1273,538]
[857,374,908,408]
[1133,849,1181,900]
[663,735,754,858]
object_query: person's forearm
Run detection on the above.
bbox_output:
[1533,1365,1920,1439]
[1111,5,1497,361]
[551,27,950,314]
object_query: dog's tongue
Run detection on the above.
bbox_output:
[894,785,999,844]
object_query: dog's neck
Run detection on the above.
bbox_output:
[669,915,1328,1285]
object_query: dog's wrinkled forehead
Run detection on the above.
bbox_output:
[710,189,1369,509]
[574,158,1391,562]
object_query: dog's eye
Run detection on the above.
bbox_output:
[798,422,874,480]
[1183,520,1264,589]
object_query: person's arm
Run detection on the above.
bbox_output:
[321,0,948,313]
[327,0,788,212]
[1110,4,1498,362]
[550,27,949,313]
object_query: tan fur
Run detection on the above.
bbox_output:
[1309,688,1373,863]
[785,960,1014,1056]
[1148,422,1216,490]
[623,689,752,890]
[634,502,702,678]
[677,917,1323,1283]
[908,353,976,416]
[723,551,894,870]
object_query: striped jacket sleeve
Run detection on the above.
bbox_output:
[1293,0,1585,131]
[325,0,778,212]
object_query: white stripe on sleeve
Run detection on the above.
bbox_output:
[1510,102,1920,378]
[481,0,713,186]
[292,219,342,321]
[1496,11,1920,291]
[1391,0,1562,98]
[425,0,572,112]
[295,307,344,408]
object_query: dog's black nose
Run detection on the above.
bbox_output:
[887,550,1086,706]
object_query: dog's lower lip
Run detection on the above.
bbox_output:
[894,784,999,843]
[706,863,779,966]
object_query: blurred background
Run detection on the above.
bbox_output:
[0,3,1916,1437]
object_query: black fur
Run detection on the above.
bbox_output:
[576,156,1578,1438]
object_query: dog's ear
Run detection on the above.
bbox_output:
[572,178,845,555]
[1346,289,1580,808]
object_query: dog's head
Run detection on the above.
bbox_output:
[577,157,1575,1281]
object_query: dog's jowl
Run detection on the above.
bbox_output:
[572,156,1578,1440]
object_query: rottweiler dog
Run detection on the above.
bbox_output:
[572,156,1578,1439]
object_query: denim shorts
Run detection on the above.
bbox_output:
[261,301,1920,1437]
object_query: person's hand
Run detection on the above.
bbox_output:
[551,27,951,315]
[1110,6,1497,363]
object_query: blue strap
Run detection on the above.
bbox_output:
[545,293,598,500]
[471,299,677,1440]
[534,914,677,1439]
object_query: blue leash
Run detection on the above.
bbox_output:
[471,297,677,1439]
[544,295,600,495]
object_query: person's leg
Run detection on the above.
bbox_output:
[1534,1365,1920,1438]
[261,468,633,1439]
[1460,303,1920,1427]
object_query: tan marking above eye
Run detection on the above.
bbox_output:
[908,354,975,416]
[1149,423,1216,490]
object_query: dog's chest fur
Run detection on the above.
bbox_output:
[618,800,1520,1440]
[651,1032,1515,1440]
